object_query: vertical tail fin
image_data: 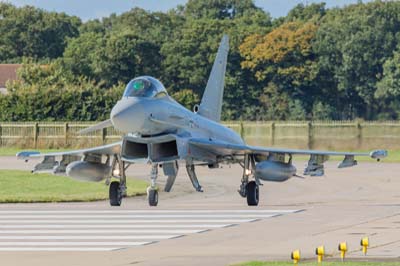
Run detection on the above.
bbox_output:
[197,35,229,122]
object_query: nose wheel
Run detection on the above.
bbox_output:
[148,188,159,206]
[246,181,259,206]
[147,163,159,207]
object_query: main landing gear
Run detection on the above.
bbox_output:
[246,181,259,206]
[186,164,203,192]
[238,154,260,206]
[109,181,123,206]
[108,155,127,207]
[108,158,204,207]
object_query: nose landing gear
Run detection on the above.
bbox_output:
[147,163,159,206]
[148,188,159,206]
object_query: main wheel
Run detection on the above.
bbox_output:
[109,181,122,206]
[148,189,158,206]
[246,181,259,206]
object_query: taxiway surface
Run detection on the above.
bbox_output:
[0,156,399,266]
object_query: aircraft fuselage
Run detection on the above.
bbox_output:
[111,95,244,147]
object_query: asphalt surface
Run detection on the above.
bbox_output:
[0,156,399,265]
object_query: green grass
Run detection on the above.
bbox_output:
[235,261,400,266]
[0,170,148,203]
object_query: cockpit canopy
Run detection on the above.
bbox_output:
[123,76,168,98]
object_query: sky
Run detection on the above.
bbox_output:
[3,0,372,21]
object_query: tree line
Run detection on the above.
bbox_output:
[0,0,400,121]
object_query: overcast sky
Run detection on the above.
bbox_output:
[3,0,372,21]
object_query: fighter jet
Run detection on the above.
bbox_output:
[17,35,387,207]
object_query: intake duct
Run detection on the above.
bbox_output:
[150,140,178,162]
[122,139,148,160]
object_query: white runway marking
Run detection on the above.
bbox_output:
[0,235,181,240]
[0,242,151,246]
[0,210,299,214]
[0,229,206,234]
[0,247,120,251]
[0,209,300,252]
[0,214,278,219]
[0,224,232,229]
[0,219,261,224]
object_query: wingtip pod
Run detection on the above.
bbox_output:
[16,151,40,161]
[370,150,388,160]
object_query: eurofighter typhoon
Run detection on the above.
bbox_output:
[18,35,387,207]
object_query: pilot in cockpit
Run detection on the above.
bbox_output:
[123,76,168,98]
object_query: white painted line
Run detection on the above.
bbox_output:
[0,219,257,224]
[0,235,180,240]
[0,224,233,229]
[0,214,277,219]
[0,242,151,246]
[0,210,299,214]
[0,229,206,234]
[0,247,119,251]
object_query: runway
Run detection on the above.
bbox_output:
[0,156,399,265]
[0,209,300,251]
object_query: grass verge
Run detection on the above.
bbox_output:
[0,170,147,203]
[235,261,399,266]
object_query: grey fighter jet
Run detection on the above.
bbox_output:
[18,35,387,207]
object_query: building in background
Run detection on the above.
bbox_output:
[0,64,21,95]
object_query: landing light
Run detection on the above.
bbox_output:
[315,245,325,264]
[361,237,369,255]
[245,169,252,175]
[291,249,300,265]
[338,242,347,261]
[113,169,120,176]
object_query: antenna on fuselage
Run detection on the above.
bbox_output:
[197,35,229,122]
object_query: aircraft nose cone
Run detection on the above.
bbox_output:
[110,98,145,133]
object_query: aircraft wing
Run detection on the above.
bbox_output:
[16,142,122,173]
[17,142,122,160]
[189,138,388,176]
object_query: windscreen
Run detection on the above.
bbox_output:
[123,76,167,98]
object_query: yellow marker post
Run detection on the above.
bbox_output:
[291,250,301,265]
[361,237,369,255]
[338,242,347,262]
[315,245,325,264]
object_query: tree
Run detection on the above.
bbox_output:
[181,0,261,20]
[0,3,81,62]
[1,62,123,121]
[171,89,200,110]
[376,50,400,99]
[314,1,400,119]
[285,3,326,22]
[312,102,335,120]
[240,21,319,118]
[161,2,271,119]
[62,32,104,80]
[3,1,400,122]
